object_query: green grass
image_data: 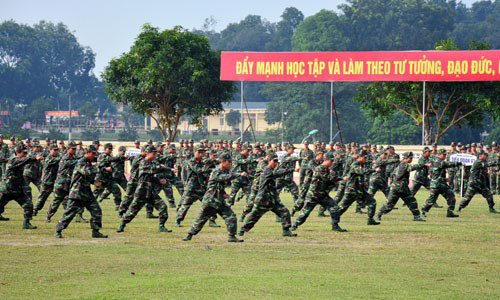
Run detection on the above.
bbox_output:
[0,187,498,299]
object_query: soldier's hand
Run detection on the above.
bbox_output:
[343,176,348,181]
[240,172,247,177]
[36,155,43,161]
[159,179,167,185]
[425,163,432,168]
[105,167,113,172]
[375,167,381,172]
[94,181,102,188]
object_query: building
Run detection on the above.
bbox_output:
[144,102,279,136]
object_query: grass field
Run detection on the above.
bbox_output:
[0,187,498,299]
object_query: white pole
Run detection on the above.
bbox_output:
[240,81,244,142]
[460,165,464,199]
[422,81,426,146]
[330,82,333,143]
[68,94,72,141]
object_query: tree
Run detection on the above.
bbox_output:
[270,7,304,51]
[355,39,500,145]
[103,24,234,142]
[225,110,241,132]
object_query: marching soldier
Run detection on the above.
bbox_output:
[410,147,432,196]
[299,141,314,188]
[488,142,499,195]
[94,143,124,211]
[276,144,302,204]
[0,134,9,177]
[33,145,60,215]
[229,144,253,204]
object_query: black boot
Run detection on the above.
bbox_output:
[367,217,380,225]
[23,219,37,229]
[182,233,192,241]
[146,212,159,219]
[0,214,9,221]
[489,207,498,214]
[159,225,172,232]
[332,223,347,232]
[92,229,108,238]
[228,235,244,242]
[282,229,297,237]
[446,210,459,218]
[116,223,126,233]
[54,231,63,238]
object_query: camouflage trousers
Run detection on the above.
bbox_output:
[94,180,122,207]
[241,199,292,233]
[410,177,430,196]
[299,174,312,200]
[34,183,54,212]
[188,203,237,236]
[448,170,457,191]
[293,195,339,228]
[422,186,456,213]
[229,177,251,204]
[489,171,499,195]
[120,181,155,216]
[47,184,78,220]
[176,190,215,223]
[240,179,259,221]
[122,193,168,226]
[332,190,376,224]
[368,176,390,198]
[0,162,6,179]
[276,177,299,202]
[161,177,184,206]
[56,197,102,232]
[100,175,127,201]
[0,190,33,220]
[299,168,307,188]
[459,184,495,211]
[378,188,421,218]
[454,173,468,195]
[23,176,40,203]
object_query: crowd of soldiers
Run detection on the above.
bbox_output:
[0,135,498,242]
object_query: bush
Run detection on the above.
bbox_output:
[147,129,163,142]
[118,127,139,141]
[40,128,66,141]
[81,128,101,141]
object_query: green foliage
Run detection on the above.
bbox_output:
[102,24,234,142]
[117,126,138,142]
[39,128,66,141]
[81,128,101,141]
[147,129,163,141]
[225,110,241,129]
[366,113,421,145]
[192,128,209,141]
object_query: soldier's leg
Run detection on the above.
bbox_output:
[240,205,267,234]
[229,179,242,203]
[152,196,169,229]
[174,178,184,197]
[377,190,400,218]
[0,192,10,220]
[338,192,357,217]
[110,182,122,209]
[14,193,35,227]
[410,181,422,196]
[118,176,128,191]
[292,199,317,228]
[46,189,68,221]
[120,197,146,226]
[236,180,251,203]
[333,180,346,202]
[55,199,82,233]
[401,195,424,220]
[85,197,103,230]
[449,171,456,191]
[480,188,496,211]
[162,181,175,207]
[496,172,500,195]
[34,184,54,213]
[443,188,458,216]
[176,193,198,225]
[187,203,216,236]
[94,185,106,201]
[119,182,137,216]
[219,205,238,237]
[364,192,378,224]
[299,168,306,188]
[271,201,293,233]
[23,177,33,203]
[287,181,300,203]
[240,188,256,221]
[458,184,476,211]
[421,189,440,214]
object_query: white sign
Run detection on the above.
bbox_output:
[126,148,141,157]
[276,151,287,162]
[449,153,476,166]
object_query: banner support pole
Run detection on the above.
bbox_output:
[422,81,426,146]
[460,164,464,199]
[330,82,333,142]
[240,81,244,142]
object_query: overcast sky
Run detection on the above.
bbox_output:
[0,0,479,76]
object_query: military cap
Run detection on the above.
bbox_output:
[194,145,206,151]
[168,144,176,149]
[147,139,153,144]
[336,149,346,155]
[134,140,140,144]
[350,142,355,147]
[58,140,65,144]
[68,141,77,149]
[379,149,387,154]
[465,144,470,149]
[358,150,368,157]
[303,141,309,145]
[287,144,296,150]
[255,142,261,147]
[472,143,478,147]
[402,152,414,159]
[491,141,497,147]
[93,140,100,145]
[140,146,146,151]
[219,153,232,161]
[378,145,384,150]
[276,143,281,147]
[387,145,394,150]
[451,142,456,146]
[49,144,60,150]
[155,141,165,147]
[314,141,321,145]
[457,142,463,147]
[103,143,113,149]
[437,149,447,155]
[269,152,278,161]
[432,143,438,147]
[324,152,334,160]
[145,145,157,153]
[477,150,487,156]
[189,139,194,143]
[265,149,275,156]
[241,144,251,151]
[180,139,185,143]
[266,143,271,147]
[118,146,127,152]
[234,140,241,145]
[315,150,324,155]
[486,145,492,150]
[15,144,28,153]
[9,136,15,141]
[422,147,431,153]
[33,138,39,143]
[25,138,31,143]
[336,142,342,146]
[86,145,98,153]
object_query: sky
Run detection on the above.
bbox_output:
[0,0,479,77]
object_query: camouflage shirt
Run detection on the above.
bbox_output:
[0,156,37,193]
[202,167,240,209]
[128,155,144,183]
[68,157,98,201]
[23,151,42,180]
[429,159,460,189]
[0,142,10,164]
[95,153,123,183]
[135,158,171,198]
[307,164,340,199]
[184,157,211,194]
[54,153,79,190]
[299,148,314,169]
[255,166,288,205]
[345,161,373,193]
[41,154,61,185]
[468,159,496,189]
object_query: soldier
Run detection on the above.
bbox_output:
[276,144,302,204]
[239,152,297,237]
[134,140,141,149]
[454,146,471,195]
[488,142,499,195]
[161,144,184,208]
[23,143,42,203]
[292,150,324,216]
[458,150,498,214]
[176,145,218,227]
[228,145,253,204]
[0,134,9,177]
[367,149,397,200]
[410,147,432,196]
[75,141,85,158]
[448,142,459,191]
[33,146,60,215]
[117,146,172,233]
[46,142,83,222]
[99,145,129,203]
[183,153,247,242]
[332,150,380,228]
[54,145,108,238]
[376,152,427,222]
[119,147,146,217]
[0,144,43,227]
[291,152,341,231]
[421,149,461,218]
[94,143,124,211]
[299,141,314,189]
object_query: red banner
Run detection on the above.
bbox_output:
[220,51,500,82]
[45,111,78,117]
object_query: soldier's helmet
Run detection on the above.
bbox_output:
[86,145,98,153]
[422,147,431,153]
[477,150,487,156]
[437,149,447,155]
[134,140,140,144]
[15,144,28,153]
[68,141,77,149]
[324,152,335,160]
[265,149,275,157]
[268,152,278,161]
[104,143,113,149]
[118,146,127,152]
[168,144,176,149]
[402,152,414,159]
[194,145,206,152]
[50,145,60,151]
[219,153,232,161]
[145,145,157,153]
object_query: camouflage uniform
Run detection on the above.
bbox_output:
[299,145,314,188]
[22,150,42,203]
[55,156,106,237]
[0,154,38,226]
[176,156,212,225]
[421,152,461,217]
[292,163,341,230]
[367,156,397,198]
[186,166,240,238]
[292,157,323,214]
[487,147,499,195]
[33,152,60,213]
[118,157,170,231]
[119,154,144,216]
[94,151,124,209]
[162,151,184,207]
[46,152,78,221]
[229,152,253,204]
[410,154,432,195]
[99,153,129,200]
[448,148,459,191]
[240,164,295,236]
[377,155,425,221]
[276,153,301,203]
[0,141,10,178]
[240,157,268,222]
[458,154,498,213]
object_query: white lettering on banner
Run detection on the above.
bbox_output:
[449,154,477,166]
